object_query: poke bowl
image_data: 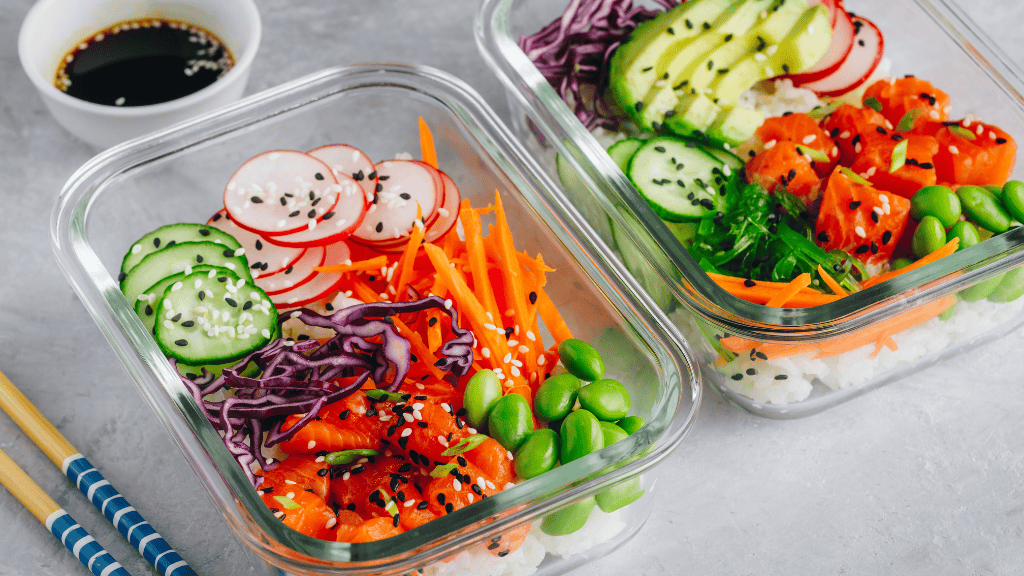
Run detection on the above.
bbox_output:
[476,0,1024,418]
[49,64,700,575]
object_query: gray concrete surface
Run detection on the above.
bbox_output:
[1,1,1023,575]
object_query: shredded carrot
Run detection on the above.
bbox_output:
[390,206,426,301]
[316,256,389,274]
[418,116,437,169]
[492,191,538,382]
[536,289,573,343]
[817,265,848,297]
[461,200,501,321]
[711,278,842,307]
[861,237,960,290]
[765,273,813,308]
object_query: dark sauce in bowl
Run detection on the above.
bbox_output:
[55,19,235,107]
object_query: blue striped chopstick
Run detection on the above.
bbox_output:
[0,369,197,576]
[0,447,132,576]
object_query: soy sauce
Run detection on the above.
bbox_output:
[55,19,234,107]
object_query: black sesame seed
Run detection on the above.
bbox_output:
[225,298,238,307]
[731,373,743,381]
[175,339,188,346]
[882,230,893,244]
[635,101,644,112]
[198,291,205,301]
[250,196,263,203]
[855,245,870,254]
[774,374,789,380]
[746,368,757,376]
[417,501,429,510]
[997,138,1008,144]
[171,313,182,322]
[144,305,153,316]
[323,212,335,220]
[870,212,880,224]
[308,209,317,218]
[375,222,384,233]
[849,201,862,209]
[445,503,454,514]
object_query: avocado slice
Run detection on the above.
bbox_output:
[609,0,736,127]
[663,93,721,138]
[706,105,766,147]
[711,3,832,103]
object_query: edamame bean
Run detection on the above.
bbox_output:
[617,416,645,435]
[463,369,502,429]
[890,257,913,271]
[541,496,595,536]
[560,409,605,464]
[599,421,629,446]
[533,373,581,423]
[487,393,534,451]
[558,339,604,381]
[911,185,960,228]
[912,215,946,259]
[959,185,1012,233]
[946,221,981,251]
[960,274,1004,302]
[1002,180,1024,223]
[577,379,631,422]
[513,429,559,479]
[987,267,1024,303]
[985,184,1005,197]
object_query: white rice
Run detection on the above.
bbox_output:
[423,508,627,576]
[674,296,1024,405]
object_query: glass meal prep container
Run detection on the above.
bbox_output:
[476,0,1024,418]
[50,64,701,576]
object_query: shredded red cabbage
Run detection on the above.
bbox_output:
[519,0,678,131]
[173,296,474,486]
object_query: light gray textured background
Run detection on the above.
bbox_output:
[2,1,1024,575]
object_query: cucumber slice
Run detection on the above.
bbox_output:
[611,205,676,312]
[120,223,242,280]
[134,265,234,333]
[626,136,725,222]
[700,146,744,171]
[154,271,277,364]
[606,138,645,172]
[121,241,252,309]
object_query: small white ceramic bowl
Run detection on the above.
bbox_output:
[18,0,261,149]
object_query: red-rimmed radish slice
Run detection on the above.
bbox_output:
[798,16,883,97]
[223,150,340,237]
[205,209,304,277]
[423,171,460,244]
[307,144,378,205]
[260,174,366,248]
[350,160,442,245]
[269,243,353,308]
[788,8,855,85]
[256,245,327,295]
[808,0,841,28]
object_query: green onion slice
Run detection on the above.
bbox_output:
[796,145,829,163]
[273,495,302,510]
[441,434,489,457]
[864,97,883,112]
[948,125,977,140]
[808,100,842,120]
[365,389,411,403]
[896,108,923,132]
[889,139,909,173]
[430,463,459,478]
[325,449,380,466]
[839,166,873,186]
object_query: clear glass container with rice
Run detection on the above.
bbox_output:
[50,64,701,575]
[476,0,1024,417]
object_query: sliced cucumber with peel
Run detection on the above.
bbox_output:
[626,136,725,222]
[121,241,252,309]
[120,223,242,279]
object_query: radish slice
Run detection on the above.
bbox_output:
[423,171,460,244]
[808,0,841,28]
[205,210,304,277]
[260,173,366,248]
[798,16,884,98]
[350,160,442,245]
[307,144,378,204]
[269,243,353,308]
[223,150,341,236]
[788,8,855,84]
[256,245,327,295]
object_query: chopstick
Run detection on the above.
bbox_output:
[0,369,197,576]
[0,447,132,576]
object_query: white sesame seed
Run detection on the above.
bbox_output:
[802,135,816,144]
[467,493,475,503]
[949,145,959,155]
[343,472,351,481]
[482,348,491,358]
[503,353,513,363]
[453,479,462,491]
[537,355,546,365]
[326,518,337,529]
[764,139,777,150]
[526,330,536,342]
[404,500,415,508]
[307,441,316,450]
[401,428,413,437]
[840,131,851,139]
[855,226,866,238]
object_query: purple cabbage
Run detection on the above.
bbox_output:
[173,296,474,486]
[519,0,678,131]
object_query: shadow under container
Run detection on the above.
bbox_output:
[477,0,1024,418]
[50,64,701,575]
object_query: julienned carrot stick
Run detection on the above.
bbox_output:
[418,116,437,169]
[423,243,513,373]
[316,256,389,274]
[492,191,538,382]
[536,288,573,343]
[461,200,501,322]
[391,315,446,381]
[765,273,813,308]
[708,273,842,307]
[390,207,426,301]
[817,265,848,297]
[861,237,960,290]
